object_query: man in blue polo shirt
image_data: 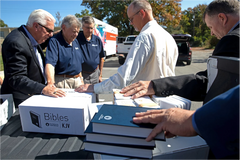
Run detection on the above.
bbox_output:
[77,16,105,102]
[45,15,84,90]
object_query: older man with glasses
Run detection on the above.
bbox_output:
[75,0,178,95]
[1,9,66,108]
[76,16,105,102]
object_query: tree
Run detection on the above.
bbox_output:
[180,4,218,47]
[0,19,8,27]
[55,12,62,27]
[81,0,182,36]
[75,9,94,18]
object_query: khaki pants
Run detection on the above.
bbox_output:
[55,76,83,89]
[82,68,100,102]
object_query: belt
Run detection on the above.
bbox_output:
[82,66,99,74]
[56,73,81,78]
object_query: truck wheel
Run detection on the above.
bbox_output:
[187,60,191,65]
[118,57,125,65]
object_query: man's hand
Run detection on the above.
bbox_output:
[133,108,197,141]
[99,76,102,83]
[120,81,155,99]
[42,84,66,97]
[75,84,94,93]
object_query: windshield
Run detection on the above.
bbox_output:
[126,37,136,41]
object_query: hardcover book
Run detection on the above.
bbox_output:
[84,141,154,159]
[91,104,165,140]
[85,122,156,147]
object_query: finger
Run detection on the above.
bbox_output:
[146,123,164,142]
[51,91,59,98]
[123,86,144,97]
[165,131,176,138]
[75,86,84,92]
[135,109,165,117]
[121,82,141,93]
[131,89,147,99]
[56,90,66,97]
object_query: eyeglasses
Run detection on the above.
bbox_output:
[128,10,140,23]
[38,23,54,33]
[83,25,94,30]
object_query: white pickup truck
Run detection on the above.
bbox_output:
[116,35,137,65]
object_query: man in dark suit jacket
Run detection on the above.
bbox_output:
[133,85,239,159]
[121,0,239,104]
[1,9,66,107]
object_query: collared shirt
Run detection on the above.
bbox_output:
[23,25,45,81]
[45,31,84,75]
[76,32,105,72]
[94,20,178,94]
[228,21,240,33]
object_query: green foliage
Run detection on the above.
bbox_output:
[0,19,8,27]
[80,0,182,36]
[180,4,216,47]
[0,53,3,71]
[165,25,184,34]
[75,9,94,18]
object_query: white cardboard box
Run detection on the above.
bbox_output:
[19,92,95,135]
[0,94,15,130]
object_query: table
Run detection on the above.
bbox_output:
[0,109,93,159]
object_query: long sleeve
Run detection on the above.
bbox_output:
[151,70,208,101]
[194,85,239,159]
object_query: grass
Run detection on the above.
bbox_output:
[0,52,3,71]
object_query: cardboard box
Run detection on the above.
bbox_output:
[0,94,15,130]
[19,92,95,135]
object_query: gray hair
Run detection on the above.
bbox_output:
[130,0,152,13]
[82,16,95,25]
[61,15,82,29]
[203,0,239,22]
[27,9,55,27]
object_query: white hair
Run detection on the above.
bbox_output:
[27,9,56,27]
[61,15,82,29]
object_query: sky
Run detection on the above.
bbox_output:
[0,0,210,28]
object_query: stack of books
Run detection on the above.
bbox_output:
[151,95,191,110]
[113,89,159,108]
[84,104,165,159]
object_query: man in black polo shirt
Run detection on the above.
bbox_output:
[77,16,105,102]
[45,15,84,89]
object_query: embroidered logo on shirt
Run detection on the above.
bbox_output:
[75,47,79,50]
[92,44,98,47]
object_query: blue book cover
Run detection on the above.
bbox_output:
[91,104,165,140]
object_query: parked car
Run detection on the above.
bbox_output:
[116,35,137,65]
[172,34,192,65]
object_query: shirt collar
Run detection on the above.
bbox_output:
[22,25,39,47]
[228,21,240,33]
[140,20,157,33]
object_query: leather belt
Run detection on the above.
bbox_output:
[82,66,99,74]
[56,73,81,78]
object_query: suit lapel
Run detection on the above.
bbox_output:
[19,26,45,79]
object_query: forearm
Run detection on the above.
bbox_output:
[45,63,55,85]
[152,71,208,101]
[99,58,104,76]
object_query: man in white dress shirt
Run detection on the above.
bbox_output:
[75,0,178,94]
